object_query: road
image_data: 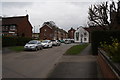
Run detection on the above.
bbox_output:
[2,43,75,78]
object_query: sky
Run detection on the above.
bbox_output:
[1,0,119,33]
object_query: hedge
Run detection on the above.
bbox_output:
[91,30,120,55]
[2,36,32,47]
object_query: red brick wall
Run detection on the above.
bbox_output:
[2,15,32,38]
[68,29,75,39]
[97,53,118,79]
[40,25,53,40]
[17,16,32,38]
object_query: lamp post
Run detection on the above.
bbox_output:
[34,26,35,39]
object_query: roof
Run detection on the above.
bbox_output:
[68,27,76,32]
[2,15,30,26]
[83,26,104,32]
[41,21,67,33]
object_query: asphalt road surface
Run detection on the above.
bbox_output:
[2,43,75,78]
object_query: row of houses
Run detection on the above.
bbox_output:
[2,12,119,43]
[40,21,68,40]
[2,1,120,43]
[1,15,69,40]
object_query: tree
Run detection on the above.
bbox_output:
[88,2,110,30]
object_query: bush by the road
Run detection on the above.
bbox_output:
[91,30,120,55]
[2,36,32,47]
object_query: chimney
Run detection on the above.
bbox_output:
[26,14,29,20]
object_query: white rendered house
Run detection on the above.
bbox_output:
[74,27,89,43]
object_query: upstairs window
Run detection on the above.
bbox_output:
[44,29,47,31]
[84,32,87,36]
[10,25,16,30]
[2,26,8,30]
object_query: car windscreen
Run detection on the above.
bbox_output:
[28,40,37,44]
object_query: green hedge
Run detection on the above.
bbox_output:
[2,36,32,47]
[91,31,120,55]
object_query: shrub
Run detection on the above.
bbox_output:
[2,36,32,47]
[100,38,120,62]
[91,31,120,55]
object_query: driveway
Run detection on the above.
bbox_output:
[2,43,75,78]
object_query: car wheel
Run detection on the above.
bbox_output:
[40,47,43,50]
[51,46,52,48]
[35,47,38,51]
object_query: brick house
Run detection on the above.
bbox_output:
[2,15,32,38]
[68,27,76,39]
[32,33,40,39]
[40,21,68,40]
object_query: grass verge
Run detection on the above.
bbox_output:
[9,46,24,52]
[65,43,89,55]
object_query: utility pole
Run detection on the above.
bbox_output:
[34,26,35,33]
[34,26,35,38]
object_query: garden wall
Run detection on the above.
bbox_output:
[97,49,120,79]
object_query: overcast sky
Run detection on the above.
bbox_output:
[1,0,118,33]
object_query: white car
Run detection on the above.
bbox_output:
[64,40,71,44]
[24,40,43,51]
[51,40,61,46]
[41,40,52,48]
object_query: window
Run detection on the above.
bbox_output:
[3,26,8,30]
[12,34,17,36]
[84,32,87,36]
[10,25,16,30]
[44,29,47,31]
[6,26,9,30]
[44,33,46,36]
[84,38,87,41]
[76,32,79,41]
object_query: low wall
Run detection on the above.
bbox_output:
[97,49,120,79]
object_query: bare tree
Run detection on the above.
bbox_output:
[88,2,110,30]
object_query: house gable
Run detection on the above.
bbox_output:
[74,27,89,43]
[2,15,32,38]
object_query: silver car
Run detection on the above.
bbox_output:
[24,40,43,51]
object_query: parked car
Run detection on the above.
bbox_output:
[64,40,71,44]
[59,40,65,43]
[51,40,61,46]
[24,40,43,51]
[70,39,75,43]
[41,40,52,48]
[51,40,58,46]
[57,40,61,46]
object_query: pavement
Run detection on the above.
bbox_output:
[2,43,75,78]
[48,44,103,78]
